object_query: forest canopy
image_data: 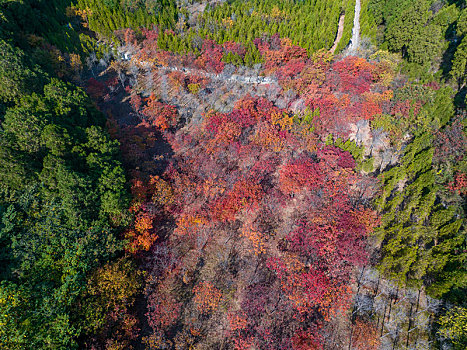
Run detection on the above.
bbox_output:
[0,0,466,349]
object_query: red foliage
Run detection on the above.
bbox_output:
[86,78,107,100]
[223,41,246,57]
[141,93,179,130]
[292,330,323,350]
[187,73,210,90]
[262,38,308,75]
[279,158,323,194]
[275,58,307,85]
[391,99,422,119]
[167,70,186,89]
[332,57,375,94]
[129,93,142,113]
[434,115,467,163]
[318,145,356,169]
[192,281,223,313]
[195,39,225,73]
[448,172,467,195]
[140,28,159,56]
[228,312,249,332]
[212,177,263,221]
[123,28,137,47]
[146,290,181,330]
[360,100,383,120]
[123,61,382,345]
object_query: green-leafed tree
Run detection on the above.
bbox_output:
[438,306,467,349]
[374,86,466,299]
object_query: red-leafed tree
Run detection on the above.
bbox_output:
[195,39,225,73]
[141,93,179,130]
[86,77,107,100]
[332,56,375,94]
[279,157,323,194]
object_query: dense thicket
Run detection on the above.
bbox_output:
[0,1,136,349]
[0,0,105,70]
[369,0,467,85]
[366,1,467,346]
[75,0,178,38]
[180,0,343,52]
[374,86,466,298]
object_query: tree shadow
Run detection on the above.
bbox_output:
[439,23,460,82]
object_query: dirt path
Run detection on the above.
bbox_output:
[330,13,345,54]
[133,60,276,86]
[348,0,361,54]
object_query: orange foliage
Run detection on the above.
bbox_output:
[228,312,249,332]
[354,208,380,232]
[206,120,243,153]
[135,213,153,233]
[192,281,223,313]
[241,222,266,255]
[125,213,158,253]
[201,176,227,199]
[212,178,263,221]
[250,120,285,152]
[167,70,185,90]
[233,336,255,350]
[142,93,179,130]
[271,111,294,131]
[175,214,208,236]
[351,318,381,350]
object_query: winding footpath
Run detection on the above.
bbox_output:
[161,65,276,85]
[330,13,345,54]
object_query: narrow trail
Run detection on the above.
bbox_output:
[162,65,275,85]
[348,0,361,55]
[330,13,345,54]
[133,59,276,86]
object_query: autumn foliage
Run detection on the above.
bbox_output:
[108,31,403,349]
[141,93,179,130]
[120,93,379,348]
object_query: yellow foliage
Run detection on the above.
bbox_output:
[69,53,82,72]
[176,214,208,236]
[187,83,201,94]
[222,17,234,27]
[280,37,293,47]
[271,6,283,19]
[363,90,393,103]
[87,258,142,309]
[150,175,175,207]
[271,111,294,131]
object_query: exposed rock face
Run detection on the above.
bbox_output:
[349,119,399,171]
[290,98,306,114]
